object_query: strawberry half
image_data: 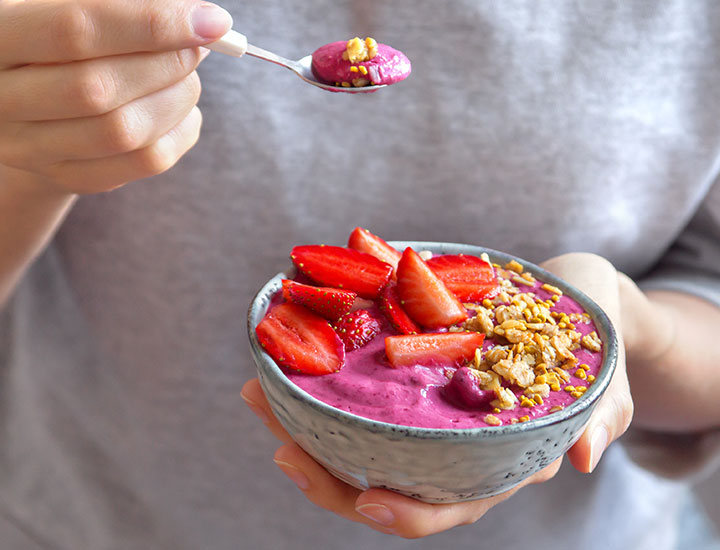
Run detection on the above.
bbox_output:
[291,245,393,299]
[385,332,486,368]
[255,302,345,375]
[426,254,499,301]
[378,284,420,335]
[282,279,356,321]
[333,309,382,351]
[396,247,469,328]
[347,227,402,275]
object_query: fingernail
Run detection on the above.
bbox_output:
[240,394,270,424]
[192,3,233,39]
[355,504,395,526]
[274,459,310,490]
[199,47,211,60]
[589,425,609,472]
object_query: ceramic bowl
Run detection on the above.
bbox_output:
[247,242,618,503]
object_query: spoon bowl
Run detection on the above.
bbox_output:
[207,30,387,93]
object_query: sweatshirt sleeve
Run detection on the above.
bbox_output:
[624,176,720,480]
[639,176,720,306]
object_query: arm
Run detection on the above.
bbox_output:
[622,275,720,432]
[621,175,720,433]
[0,168,76,307]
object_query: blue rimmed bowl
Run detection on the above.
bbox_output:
[247,242,618,503]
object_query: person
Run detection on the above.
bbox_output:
[1,0,719,548]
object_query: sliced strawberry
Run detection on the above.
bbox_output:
[426,254,499,301]
[347,227,401,275]
[291,245,393,299]
[378,284,420,335]
[281,279,356,321]
[255,302,345,375]
[385,332,486,368]
[333,309,382,351]
[396,247,469,328]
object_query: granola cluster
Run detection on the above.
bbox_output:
[343,37,378,63]
[447,258,602,425]
[337,37,379,87]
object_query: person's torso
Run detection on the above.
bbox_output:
[3,1,719,548]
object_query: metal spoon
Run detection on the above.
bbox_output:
[206,30,387,93]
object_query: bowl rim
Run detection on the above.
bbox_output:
[247,241,619,440]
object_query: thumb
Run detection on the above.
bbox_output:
[540,252,633,472]
[0,0,233,66]
[567,370,633,472]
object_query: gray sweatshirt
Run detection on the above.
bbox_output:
[1,1,719,549]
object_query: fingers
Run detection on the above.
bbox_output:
[240,378,295,445]
[0,48,208,122]
[0,0,232,66]
[274,441,562,538]
[0,2,227,190]
[241,383,390,528]
[242,381,377,526]
[353,458,562,538]
[41,105,203,193]
[355,488,502,537]
[273,444,379,526]
[1,71,203,168]
[243,378,564,538]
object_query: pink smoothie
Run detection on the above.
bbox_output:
[311,41,411,86]
[282,272,604,429]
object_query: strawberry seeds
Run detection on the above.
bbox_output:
[256,227,498,375]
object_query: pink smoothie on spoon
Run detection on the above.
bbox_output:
[311,37,411,88]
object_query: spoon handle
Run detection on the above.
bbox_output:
[244,45,297,69]
[206,31,300,71]
[207,29,248,57]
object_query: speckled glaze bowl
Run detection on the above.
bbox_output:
[247,242,618,503]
